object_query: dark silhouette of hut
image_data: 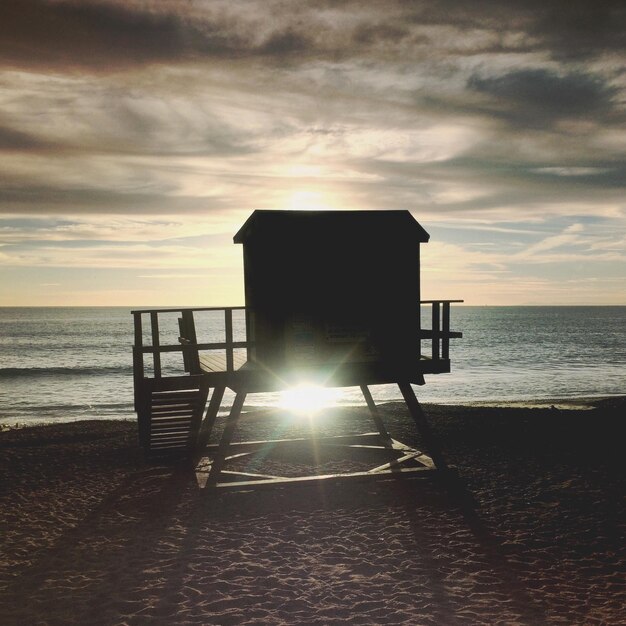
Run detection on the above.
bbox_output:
[234,210,429,385]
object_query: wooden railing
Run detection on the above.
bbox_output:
[131,307,246,402]
[132,301,462,385]
[420,300,464,361]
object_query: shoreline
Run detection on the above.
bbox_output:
[1,398,624,624]
[1,394,623,431]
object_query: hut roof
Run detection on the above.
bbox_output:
[233,210,430,244]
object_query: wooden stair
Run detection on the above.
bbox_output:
[136,376,210,459]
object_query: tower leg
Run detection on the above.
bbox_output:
[360,385,393,447]
[196,384,226,458]
[207,389,247,486]
[398,382,448,471]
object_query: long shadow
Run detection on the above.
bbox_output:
[0,459,199,623]
[418,475,548,624]
[145,472,549,625]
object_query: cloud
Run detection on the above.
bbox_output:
[0,1,624,305]
[3,0,623,74]
[467,69,619,128]
[0,125,54,151]
[519,223,584,256]
[0,0,206,70]
[531,0,626,60]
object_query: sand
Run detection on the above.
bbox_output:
[1,397,624,625]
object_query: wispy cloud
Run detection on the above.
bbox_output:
[0,0,624,304]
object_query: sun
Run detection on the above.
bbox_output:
[278,383,340,416]
[285,190,335,211]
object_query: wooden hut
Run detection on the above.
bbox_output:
[234,210,430,385]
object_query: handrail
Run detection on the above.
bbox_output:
[131,305,245,314]
[132,301,462,383]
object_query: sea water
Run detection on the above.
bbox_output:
[0,306,624,425]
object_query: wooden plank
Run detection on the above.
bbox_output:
[215,451,255,462]
[150,312,162,378]
[151,404,197,411]
[151,424,192,433]
[151,407,197,414]
[199,352,247,373]
[210,465,437,491]
[369,452,435,473]
[151,435,192,443]
[151,411,195,419]
[151,418,193,426]
[151,436,190,443]
[199,353,226,371]
[220,470,286,481]
[390,438,422,453]
[131,306,245,315]
[150,415,194,422]
[151,432,190,439]
[203,432,384,453]
[151,426,194,434]
[149,376,206,392]
[151,393,203,402]
[152,394,198,402]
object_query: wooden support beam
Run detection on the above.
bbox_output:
[360,385,393,447]
[203,432,384,454]
[206,390,247,486]
[398,382,448,471]
[368,452,434,473]
[220,470,285,481]
[195,385,226,458]
[211,465,436,491]
[225,308,234,372]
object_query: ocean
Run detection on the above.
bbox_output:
[1,306,624,425]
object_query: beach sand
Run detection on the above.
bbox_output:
[1,397,624,625]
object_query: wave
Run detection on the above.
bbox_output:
[0,365,132,378]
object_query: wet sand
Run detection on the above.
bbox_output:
[1,397,624,625]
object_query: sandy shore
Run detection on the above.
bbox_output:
[1,397,624,625]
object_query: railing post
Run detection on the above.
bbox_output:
[431,302,440,360]
[150,311,162,378]
[180,309,200,374]
[417,301,422,361]
[442,301,450,360]
[132,312,145,410]
[225,308,234,372]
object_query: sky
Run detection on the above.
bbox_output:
[0,0,624,306]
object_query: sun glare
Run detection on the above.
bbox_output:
[285,190,334,211]
[278,384,339,416]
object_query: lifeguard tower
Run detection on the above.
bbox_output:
[132,210,462,489]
